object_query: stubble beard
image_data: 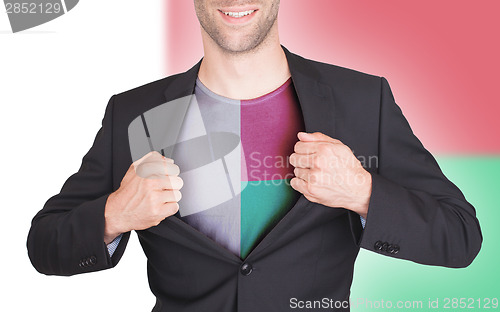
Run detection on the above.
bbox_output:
[196,1,280,55]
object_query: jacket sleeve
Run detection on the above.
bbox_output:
[27,95,130,276]
[353,77,482,268]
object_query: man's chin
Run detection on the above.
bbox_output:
[216,36,266,55]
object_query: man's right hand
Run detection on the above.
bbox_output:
[103,151,183,244]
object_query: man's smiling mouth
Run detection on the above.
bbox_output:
[220,10,256,18]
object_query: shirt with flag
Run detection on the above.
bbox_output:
[176,77,304,259]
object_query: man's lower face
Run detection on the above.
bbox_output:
[194,0,280,53]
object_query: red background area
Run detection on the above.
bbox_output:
[166,1,500,154]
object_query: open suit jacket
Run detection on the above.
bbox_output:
[27,46,482,312]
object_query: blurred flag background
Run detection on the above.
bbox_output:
[167,1,499,310]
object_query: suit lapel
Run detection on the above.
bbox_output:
[283,46,336,137]
[157,46,337,261]
[163,60,201,102]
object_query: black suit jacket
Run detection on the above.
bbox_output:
[27,46,482,311]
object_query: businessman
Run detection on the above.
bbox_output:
[27,0,482,311]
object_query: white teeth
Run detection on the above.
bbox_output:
[222,10,255,18]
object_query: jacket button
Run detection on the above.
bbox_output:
[393,245,400,254]
[240,263,253,276]
[79,259,87,267]
[381,242,389,252]
[89,256,97,265]
[387,244,395,254]
[374,241,383,251]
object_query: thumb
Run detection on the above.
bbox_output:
[133,151,161,167]
[297,131,339,143]
[134,151,174,167]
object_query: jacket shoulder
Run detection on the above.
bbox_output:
[291,52,382,89]
[113,73,182,104]
[109,69,196,124]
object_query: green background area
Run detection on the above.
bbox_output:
[351,156,500,311]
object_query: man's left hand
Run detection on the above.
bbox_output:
[289,132,372,219]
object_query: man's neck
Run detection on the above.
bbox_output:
[197,29,291,100]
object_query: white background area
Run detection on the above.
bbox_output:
[1,1,165,311]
